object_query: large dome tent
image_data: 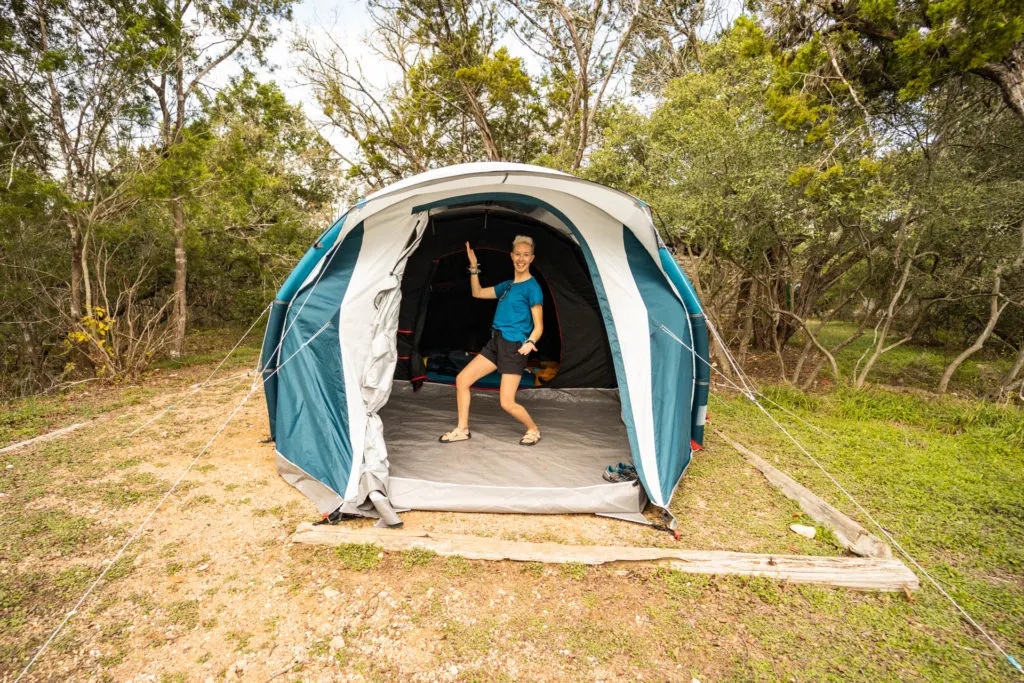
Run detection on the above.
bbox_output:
[260,162,710,527]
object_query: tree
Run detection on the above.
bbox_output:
[180,76,339,320]
[758,0,1024,127]
[504,0,643,170]
[138,0,295,357]
[0,0,153,321]
[296,0,543,196]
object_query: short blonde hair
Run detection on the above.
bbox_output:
[512,235,535,253]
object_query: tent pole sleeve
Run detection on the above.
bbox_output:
[658,249,709,448]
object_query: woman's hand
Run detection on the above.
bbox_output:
[465,241,478,269]
[518,340,535,356]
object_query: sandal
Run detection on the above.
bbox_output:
[519,429,541,446]
[439,428,471,443]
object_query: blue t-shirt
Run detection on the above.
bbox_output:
[492,277,543,343]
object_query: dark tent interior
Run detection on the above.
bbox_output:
[394,203,616,389]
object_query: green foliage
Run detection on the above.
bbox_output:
[334,543,383,570]
[401,547,436,568]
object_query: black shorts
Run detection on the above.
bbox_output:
[480,330,529,375]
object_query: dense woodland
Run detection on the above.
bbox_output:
[1,0,1023,400]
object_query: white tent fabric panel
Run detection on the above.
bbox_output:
[336,209,429,499]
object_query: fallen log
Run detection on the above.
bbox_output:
[292,523,918,592]
[715,430,892,559]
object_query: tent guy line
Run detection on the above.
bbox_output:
[14,301,331,682]
[654,320,1024,675]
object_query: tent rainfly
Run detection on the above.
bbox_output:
[260,162,710,527]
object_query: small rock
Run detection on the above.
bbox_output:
[5,465,12,470]
[789,523,817,539]
[330,635,346,651]
[323,587,340,600]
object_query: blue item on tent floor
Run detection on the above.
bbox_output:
[426,369,534,389]
[425,350,535,389]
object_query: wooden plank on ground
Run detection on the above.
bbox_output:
[292,524,919,592]
[0,422,89,455]
[715,430,892,560]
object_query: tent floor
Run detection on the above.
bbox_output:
[381,382,646,515]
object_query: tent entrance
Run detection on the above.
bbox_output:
[394,204,616,390]
[381,382,646,514]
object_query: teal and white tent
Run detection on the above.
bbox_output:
[260,163,709,527]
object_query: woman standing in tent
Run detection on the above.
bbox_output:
[439,236,544,446]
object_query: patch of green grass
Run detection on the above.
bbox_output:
[401,547,436,568]
[180,493,215,510]
[225,630,253,653]
[1,509,115,561]
[658,569,711,601]
[80,471,165,508]
[309,638,330,657]
[520,561,545,577]
[166,599,201,629]
[559,562,589,580]
[442,555,472,577]
[442,618,495,657]
[731,576,784,605]
[252,505,286,518]
[195,464,216,473]
[708,384,1024,679]
[0,387,154,445]
[165,562,184,576]
[113,456,143,470]
[334,543,382,570]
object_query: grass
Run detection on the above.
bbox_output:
[334,543,383,570]
[708,383,1024,665]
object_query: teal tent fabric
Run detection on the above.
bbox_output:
[623,229,694,503]
[262,214,348,439]
[273,224,364,498]
[658,248,710,448]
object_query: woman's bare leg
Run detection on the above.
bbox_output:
[499,373,538,432]
[454,354,497,430]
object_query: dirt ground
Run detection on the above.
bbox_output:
[2,371,956,682]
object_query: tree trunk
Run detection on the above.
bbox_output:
[170,197,187,357]
[854,245,916,389]
[69,217,83,320]
[973,38,1024,127]
[458,81,502,161]
[937,267,1006,393]
[996,342,1024,399]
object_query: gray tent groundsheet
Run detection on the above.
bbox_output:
[382,382,647,516]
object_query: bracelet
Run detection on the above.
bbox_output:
[468,267,481,275]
